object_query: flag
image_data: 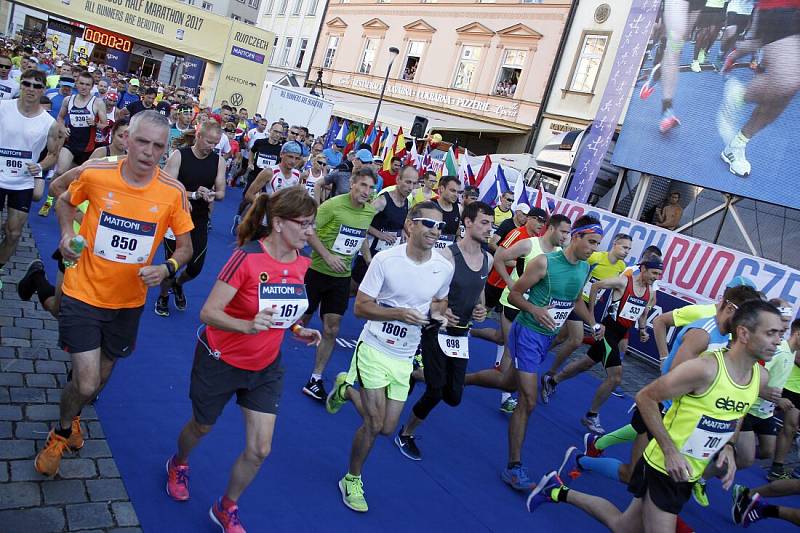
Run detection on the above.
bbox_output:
[475,156,497,205]
[364,122,376,149]
[496,165,511,195]
[377,126,390,156]
[443,147,458,177]
[335,120,348,146]
[370,123,382,155]
[384,127,405,171]
[473,155,492,188]
[323,118,341,150]
[344,122,361,155]
[534,183,550,216]
[404,140,421,169]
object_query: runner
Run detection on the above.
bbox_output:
[0,69,65,282]
[540,251,662,434]
[493,190,515,228]
[244,141,302,202]
[88,118,128,160]
[327,201,454,512]
[56,70,108,170]
[544,233,632,378]
[733,478,800,526]
[432,175,461,252]
[0,54,19,100]
[394,201,494,460]
[245,121,284,192]
[300,168,378,402]
[155,120,226,317]
[351,165,416,288]
[411,170,437,206]
[500,215,605,490]
[765,314,800,481]
[302,153,328,199]
[34,111,194,477]
[489,203,530,253]
[527,300,781,533]
[164,186,321,532]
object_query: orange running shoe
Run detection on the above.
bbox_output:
[35,430,70,476]
[68,417,84,451]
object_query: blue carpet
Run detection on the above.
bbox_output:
[27,189,800,532]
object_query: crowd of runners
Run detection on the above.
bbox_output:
[1,21,800,533]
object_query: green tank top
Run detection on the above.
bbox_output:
[784,357,800,394]
[643,349,760,482]
[515,250,590,335]
[499,238,559,309]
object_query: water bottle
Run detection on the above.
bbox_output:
[62,235,86,269]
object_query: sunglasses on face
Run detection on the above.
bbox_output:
[21,80,44,89]
[0,64,11,69]
[413,217,446,230]
[289,131,299,135]
[316,160,327,165]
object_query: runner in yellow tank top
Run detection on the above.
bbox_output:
[526,300,783,532]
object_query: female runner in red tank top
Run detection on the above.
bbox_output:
[165,186,321,532]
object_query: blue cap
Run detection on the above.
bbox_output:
[726,275,757,289]
[334,139,346,148]
[356,149,374,163]
[280,141,303,155]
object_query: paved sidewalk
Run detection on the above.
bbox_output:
[0,225,141,533]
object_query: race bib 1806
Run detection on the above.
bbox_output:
[258,283,309,329]
[547,298,574,329]
[368,319,420,353]
[93,211,156,264]
[680,415,737,460]
[0,147,31,177]
[437,333,469,359]
[332,225,367,256]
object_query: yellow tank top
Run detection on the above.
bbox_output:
[784,357,800,394]
[581,251,627,302]
[643,349,760,481]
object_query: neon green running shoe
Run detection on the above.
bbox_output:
[326,372,349,414]
[692,480,709,507]
[339,474,368,512]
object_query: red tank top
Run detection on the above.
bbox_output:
[608,271,650,329]
[487,226,531,288]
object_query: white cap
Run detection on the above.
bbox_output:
[515,203,531,215]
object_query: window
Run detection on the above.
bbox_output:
[520,0,543,3]
[420,0,437,3]
[307,0,319,14]
[264,0,274,13]
[278,0,288,14]
[295,38,308,69]
[248,0,259,7]
[494,49,526,97]
[244,19,255,25]
[269,36,279,64]
[569,33,608,93]
[323,35,339,68]
[452,45,481,90]
[402,40,425,81]
[292,0,302,14]
[358,38,378,74]
[280,37,294,67]
[231,14,242,20]
[201,1,213,10]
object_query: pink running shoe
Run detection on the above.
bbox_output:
[165,456,190,501]
[210,498,247,533]
[659,110,681,133]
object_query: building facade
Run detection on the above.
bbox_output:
[257,0,326,86]
[308,0,574,154]
[178,0,261,25]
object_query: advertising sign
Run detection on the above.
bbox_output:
[262,84,334,136]
[180,55,205,93]
[611,0,800,209]
[214,21,275,113]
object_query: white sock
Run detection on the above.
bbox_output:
[494,345,504,367]
[501,392,511,403]
[311,373,322,381]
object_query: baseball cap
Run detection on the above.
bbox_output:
[281,141,304,155]
[58,76,75,87]
[515,203,531,215]
[129,78,140,86]
[334,139,346,148]
[726,276,757,289]
[178,104,193,113]
[356,149,373,163]
[55,60,64,67]
[104,92,118,103]
[528,207,548,220]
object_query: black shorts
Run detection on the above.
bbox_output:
[503,305,519,322]
[58,295,144,358]
[628,458,693,515]
[0,187,34,213]
[726,12,752,35]
[305,267,351,317]
[783,388,800,409]
[696,6,725,28]
[351,255,368,285]
[485,283,503,311]
[685,0,706,12]
[189,334,283,425]
[630,402,665,438]
[566,309,583,323]
[420,328,468,394]
[65,145,92,166]
[587,318,627,369]
[741,413,779,436]
[756,8,800,46]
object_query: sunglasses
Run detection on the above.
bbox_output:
[224,129,235,133]
[289,131,299,135]
[0,64,11,69]
[21,80,45,89]
[413,217,446,230]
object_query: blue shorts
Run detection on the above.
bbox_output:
[507,321,555,374]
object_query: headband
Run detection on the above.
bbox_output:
[640,260,664,270]
[570,223,604,236]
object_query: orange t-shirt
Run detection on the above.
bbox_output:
[62,158,194,309]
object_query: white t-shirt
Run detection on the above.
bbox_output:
[214,133,231,156]
[263,165,301,195]
[0,100,54,190]
[246,128,268,151]
[358,244,454,360]
[0,77,19,100]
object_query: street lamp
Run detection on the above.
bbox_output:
[372,46,400,127]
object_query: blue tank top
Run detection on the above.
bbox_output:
[662,315,730,374]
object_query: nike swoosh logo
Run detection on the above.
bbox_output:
[433,271,441,274]
[481,275,488,279]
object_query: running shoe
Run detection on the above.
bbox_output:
[721,140,751,177]
[721,50,737,74]
[339,474,368,512]
[172,282,187,311]
[697,49,706,64]
[394,427,422,461]
[155,295,170,317]
[326,372,349,414]
[502,464,537,491]
[583,432,603,458]
[230,215,241,236]
[500,396,518,414]
[540,375,556,405]
[676,516,695,533]
[659,109,681,133]
[639,65,660,100]
[557,446,581,480]
[717,77,745,145]
[526,470,561,513]
[690,60,701,73]
[303,377,327,401]
[209,498,246,533]
[692,480,709,507]
[67,416,84,451]
[38,200,52,217]
[166,456,190,501]
[732,484,751,524]
[581,415,605,435]
[742,493,766,527]
[766,467,791,481]
[17,259,44,301]
[34,430,70,476]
